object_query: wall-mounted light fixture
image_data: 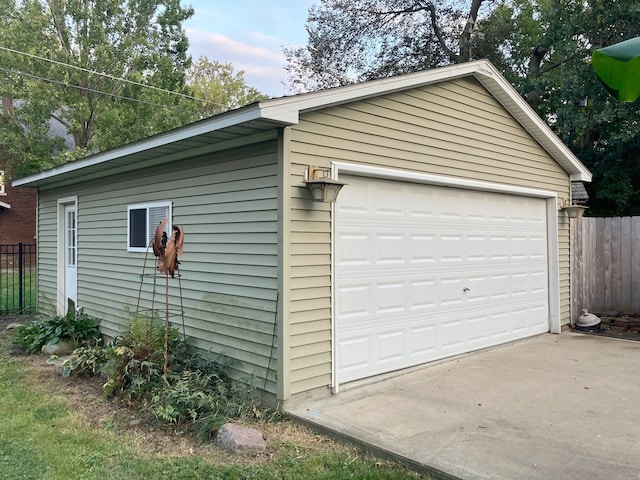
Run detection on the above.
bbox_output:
[304,166,347,203]
[561,198,588,218]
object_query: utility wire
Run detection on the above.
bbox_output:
[0,66,199,114]
[0,45,226,108]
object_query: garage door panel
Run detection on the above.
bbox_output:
[378,330,405,364]
[411,324,438,356]
[338,312,549,381]
[336,175,550,383]
[339,336,371,374]
[338,269,548,327]
[467,314,491,344]
[338,230,546,268]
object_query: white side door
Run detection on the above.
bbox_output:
[64,204,77,312]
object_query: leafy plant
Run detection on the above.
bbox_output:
[154,366,256,432]
[60,314,261,439]
[13,310,101,353]
[60,340,107,378]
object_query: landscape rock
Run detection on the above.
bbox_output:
[5,322,21,331]
[42,340,75,355]
[127,419,143,430]
[216,423,266,455]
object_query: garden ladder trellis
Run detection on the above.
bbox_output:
[135,243,186,375]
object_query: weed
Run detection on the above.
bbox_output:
[60,340,107,377]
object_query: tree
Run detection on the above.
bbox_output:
[185,58,269,119]
[285,0,491,93]
[0,0,196,176]
[287,0,640,215]
[477,0,640,215]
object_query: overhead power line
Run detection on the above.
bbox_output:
[0,66,199,114]
[0,45,226,108]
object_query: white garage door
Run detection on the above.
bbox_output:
[336,175,550,383]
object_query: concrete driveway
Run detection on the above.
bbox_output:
[286,332,640,479]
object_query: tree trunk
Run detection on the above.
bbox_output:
[525,45,547,109]
[458,0,486,62]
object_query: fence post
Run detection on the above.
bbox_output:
[18,242,24,312]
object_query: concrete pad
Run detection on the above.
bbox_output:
[286,333,640,479]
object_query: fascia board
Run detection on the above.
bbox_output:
[258,61,484,121]
[473,63,592,182]
[14,104,271,187]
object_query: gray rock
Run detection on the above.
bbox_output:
[42,340,75,355]
[127,419,143,430]
[216,423,266,455]
[5,322,21,331]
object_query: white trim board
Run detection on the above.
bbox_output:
[333,162,559,199]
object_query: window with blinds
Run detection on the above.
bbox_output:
[127,201,172,252]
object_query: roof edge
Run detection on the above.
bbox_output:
[258,61,490,120]
[14,102,278,187]
[14,59,592,187]
[472,62,592,182]
[259,60,591,182]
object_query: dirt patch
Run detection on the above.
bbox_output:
[0,316,342,465]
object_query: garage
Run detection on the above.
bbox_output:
[17,60,592,401]
[335,173,551,383]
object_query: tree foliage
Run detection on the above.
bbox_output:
[186,58,269,119]
[287,0,640,215]
[285,0,491,93]
[479,0,640,215]
[0,0,196,177]
[0,1,272,180]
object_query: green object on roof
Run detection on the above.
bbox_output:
[592,36,640,102]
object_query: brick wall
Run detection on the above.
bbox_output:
[0,180,37,245]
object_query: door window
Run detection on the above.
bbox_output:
[66,207,76,267]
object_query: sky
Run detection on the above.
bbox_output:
[183,1,316,98]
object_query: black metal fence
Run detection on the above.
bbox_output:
[0,243,37,315]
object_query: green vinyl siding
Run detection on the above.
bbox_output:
[37,141,279,394]
[35,197,58,314]
[286,77,572,396]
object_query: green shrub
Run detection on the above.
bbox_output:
[154,361,256,431]
[13,310,101,353]
[127,313,180,360]
[60,314,260,439]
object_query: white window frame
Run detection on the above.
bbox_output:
[0,170,5,195]
[127,201,172,252]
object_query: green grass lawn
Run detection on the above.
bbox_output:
[0,270,36,314]
[0,323,430,480]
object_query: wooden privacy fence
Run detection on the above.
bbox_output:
[571,216,640,317]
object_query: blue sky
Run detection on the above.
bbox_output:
[183,1,315,97]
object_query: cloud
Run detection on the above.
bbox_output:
[186,29,290,97]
